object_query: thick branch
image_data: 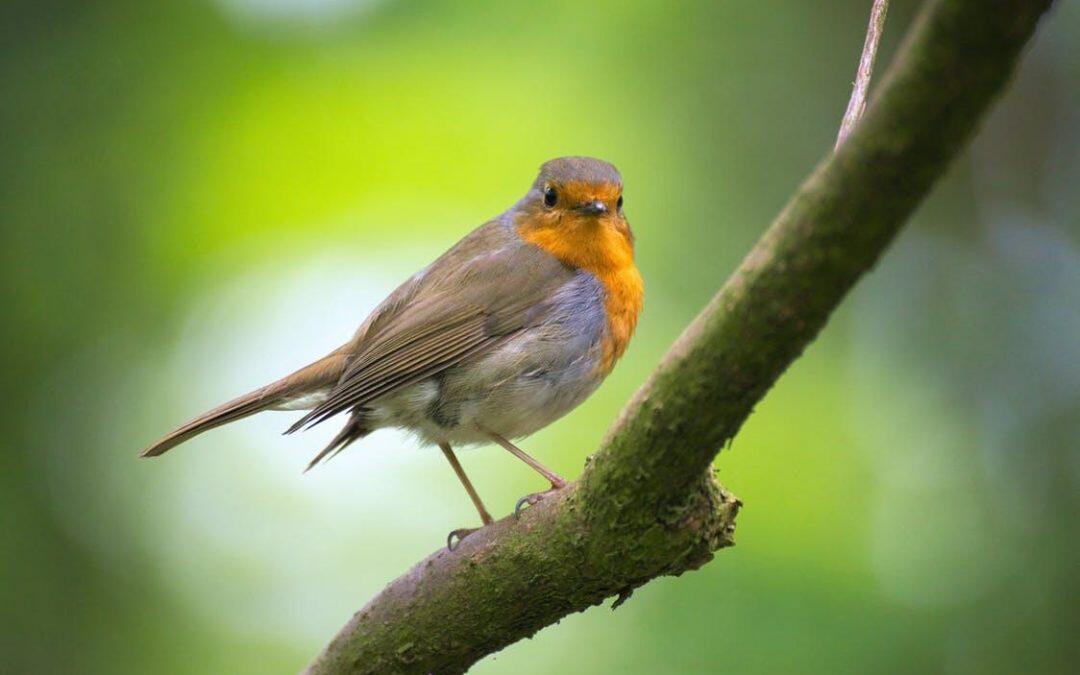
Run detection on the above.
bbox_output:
[307,1,1055,673]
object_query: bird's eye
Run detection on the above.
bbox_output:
[543,186,558,208]
[617,195,624,210]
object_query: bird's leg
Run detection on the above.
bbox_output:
[487,432,567,487]
[485,432,567,514]
[440,443,494,550]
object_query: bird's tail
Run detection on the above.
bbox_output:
[139,350,349,458]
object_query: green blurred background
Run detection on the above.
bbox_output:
[2,1,1077,673]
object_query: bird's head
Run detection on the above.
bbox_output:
[516,157,634,269]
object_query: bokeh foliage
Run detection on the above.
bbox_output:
[1,1,1076,673]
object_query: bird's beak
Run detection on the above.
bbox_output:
[576,200,608,216]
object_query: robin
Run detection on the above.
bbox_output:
[142,156,643,546]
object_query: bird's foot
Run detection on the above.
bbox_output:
[514,481,567,516]
[447,527,482,551]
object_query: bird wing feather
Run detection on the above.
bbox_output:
[287,221,574,433]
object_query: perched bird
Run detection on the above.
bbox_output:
[142,156,643,545]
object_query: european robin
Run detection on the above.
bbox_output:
[142,156,643,545]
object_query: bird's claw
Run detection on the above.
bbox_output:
[514,493,540,515]
[514,486,562,516]
[447,527,480,551]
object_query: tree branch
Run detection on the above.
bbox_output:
[306,1,1055,672]
[837,0,891,149]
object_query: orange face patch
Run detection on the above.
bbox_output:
[556,180,623,208]
[516,185,643,374]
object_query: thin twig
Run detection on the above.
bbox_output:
[836,0,890,149]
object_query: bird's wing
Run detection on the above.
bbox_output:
[287,223,574,433]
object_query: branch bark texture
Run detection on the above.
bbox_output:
[307,1,1055,672]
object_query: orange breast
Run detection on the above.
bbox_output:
[597,263,644,372]
[517,216,644,374]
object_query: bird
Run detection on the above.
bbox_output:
[141,156,643,547]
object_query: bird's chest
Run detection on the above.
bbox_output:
[595,264,644,374]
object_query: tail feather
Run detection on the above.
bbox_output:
[140,351,348,458]
[139,388,280,457]
[304,414,371,472]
